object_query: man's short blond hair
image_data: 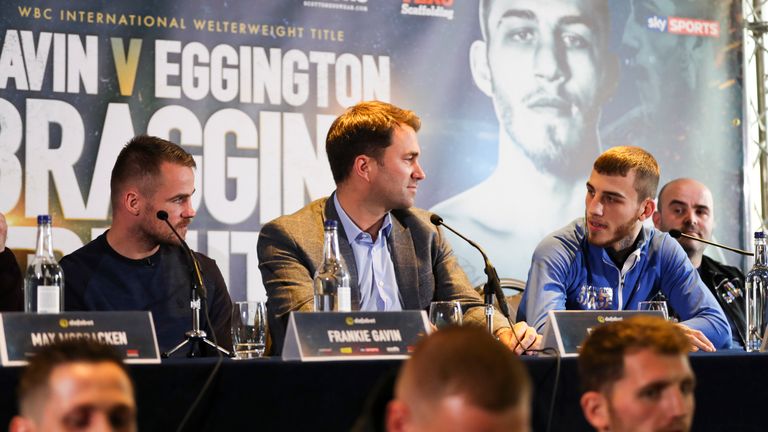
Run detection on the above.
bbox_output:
[593,146,660,201]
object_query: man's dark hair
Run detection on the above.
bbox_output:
[17,339,128,416]
[396,325,530,412]
[578,316,690,394]
[110,135,196,205]
[325,101,421,184]
[593,146,660,201]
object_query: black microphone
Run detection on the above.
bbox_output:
[430,214,511,319]
[668,229,753,256]
[156,210,208,298]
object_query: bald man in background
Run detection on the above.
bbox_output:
[653,178,746,348]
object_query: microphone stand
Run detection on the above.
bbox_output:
[430,214,511,334]
[157,211,232,358]
[483,266,503,334]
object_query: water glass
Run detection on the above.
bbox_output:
[638,301,669,321]
[429,301,463,329]
[231,301,268,359]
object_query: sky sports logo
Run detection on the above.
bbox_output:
[646,15,720,38]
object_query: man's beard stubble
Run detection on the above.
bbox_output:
[142,217,186,248]
[587,214,639,252]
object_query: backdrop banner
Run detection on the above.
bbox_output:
[0,0,744,300]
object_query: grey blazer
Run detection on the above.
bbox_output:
[257,194,508,353]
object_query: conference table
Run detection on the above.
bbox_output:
[0,351,763,431]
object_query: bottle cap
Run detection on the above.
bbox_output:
[324,220,339,229]
[755,231,765,239]
[37,215,51,225]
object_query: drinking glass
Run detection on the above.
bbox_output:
[638,301,669,321]
[429,301,463,329]
[231,301,268,359]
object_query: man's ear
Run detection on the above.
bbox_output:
[580,391,611,432]
[652,210,662,229]
[118,189,141,217]
[638,198,656,222]
[385,399,411,432]
[352,155,373,183]
[469,40,493,97]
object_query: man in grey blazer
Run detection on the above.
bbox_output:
[258,101,540,354]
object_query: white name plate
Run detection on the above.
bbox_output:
[282,311,430,361]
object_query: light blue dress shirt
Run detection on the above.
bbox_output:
[333,195,402,311]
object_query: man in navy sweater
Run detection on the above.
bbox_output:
[61,136,232,354]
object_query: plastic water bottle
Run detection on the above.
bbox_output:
[313,220,351,312]
[745,231,768,351]
[24,215,65,313]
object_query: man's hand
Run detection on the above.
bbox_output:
[0,212,7,253]
[496,321,542,355]
[676,323,715,352]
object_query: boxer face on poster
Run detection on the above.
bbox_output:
[470,0,616,178]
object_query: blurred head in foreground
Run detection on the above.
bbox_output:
[10,338,136,432]
[579,316,694,432]
[386,325,531,432]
